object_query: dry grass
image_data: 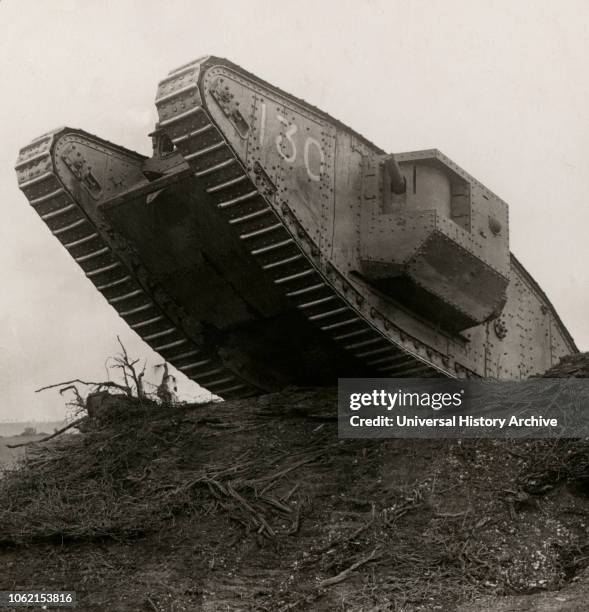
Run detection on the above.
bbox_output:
[0,395,328,544]
[1,385,589,610]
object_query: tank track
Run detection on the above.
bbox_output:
[15,131,261,399]
[15,58,577,387]
[155,61,454,380]
[15,62,456,401]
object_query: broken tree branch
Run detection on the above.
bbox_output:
[317,548,382,588]
[35,379,129,394]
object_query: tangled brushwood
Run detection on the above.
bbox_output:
[0,392,333,543]
[1,354,589,610]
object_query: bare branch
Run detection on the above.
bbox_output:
[35,379,129,394]
[58,384,85,407]
[317,548,382,588]
[36,338,148,405]
[112,335,144,397]
[116,335,129,359]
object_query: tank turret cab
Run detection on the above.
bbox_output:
[359,149,510,333]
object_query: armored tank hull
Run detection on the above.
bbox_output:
[15,57,577,397]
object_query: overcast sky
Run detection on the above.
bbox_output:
[1,0,588,421]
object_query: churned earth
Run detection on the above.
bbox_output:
[0,355,588,611]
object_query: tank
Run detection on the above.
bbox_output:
[15,56,577,398]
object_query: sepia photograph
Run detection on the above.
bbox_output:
[1,1,589,610]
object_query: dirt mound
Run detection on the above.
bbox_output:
[1,386,589,611]
[458,568,589,611]
[541,352,589,377]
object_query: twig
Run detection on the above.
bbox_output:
[226,482,275,536]
[36,379,129,394]
[318,515,375,554]
[7,418,85,448]
[259,495,292,514]
[114,336,144,397]
[435,510,471,518]
[318,548,381,588]
[58,385,84,408]
[258,450,326,494]
[281,482,300,502]
[146,597,159,611]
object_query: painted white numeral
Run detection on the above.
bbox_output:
[258,107,326,181]
[276,114,298,163]
[304,137,325,181]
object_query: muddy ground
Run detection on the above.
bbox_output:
[0,386,588,612]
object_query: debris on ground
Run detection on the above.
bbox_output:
[0,375,588,611]
[541,352,589,378]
